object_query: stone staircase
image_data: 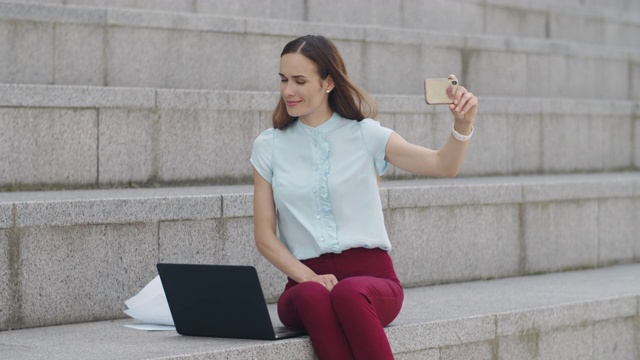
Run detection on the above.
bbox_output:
[0,0,638,359]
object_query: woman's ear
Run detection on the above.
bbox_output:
[325,76,334,92]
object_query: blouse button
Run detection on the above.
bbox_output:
[320,237,325,242]
[316,214,320,219]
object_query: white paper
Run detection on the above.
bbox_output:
[124,323,176,331]
[124,275,175,327]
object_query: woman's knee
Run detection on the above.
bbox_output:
[330,278,371,306]
[283,281,331,309]
[279,281,332,328]
[330,277,403,326]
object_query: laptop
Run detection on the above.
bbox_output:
[156,263,306,340]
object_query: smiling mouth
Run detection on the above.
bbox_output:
[286,101,301,107]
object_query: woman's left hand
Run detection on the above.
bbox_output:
[447,74,478,126]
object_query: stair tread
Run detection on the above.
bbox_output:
[1,264,638,360]
[1,172,638,203]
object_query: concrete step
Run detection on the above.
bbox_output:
[7,0,640,49]
[0,2,638,99]
[0,263,638,359]
[1,172,638,330]
[0,84,638,191]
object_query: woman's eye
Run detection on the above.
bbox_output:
[296,81,305,85]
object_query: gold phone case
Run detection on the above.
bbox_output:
[424,78,459,105]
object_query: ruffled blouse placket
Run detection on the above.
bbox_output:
[310,130,339,252]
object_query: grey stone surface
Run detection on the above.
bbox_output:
[467,51,528,97]
[54,23,105,86]
[197,0,304,20]
[4,172,634,224]
[391,112,437,179]
[222,192,253,218]
[155,109,259,182]
[521,172,636,202]
[565,57,598,99]
[598,198,638,265]
[6,0,638,52]
[635,114,640,168]
[0,230,10,329]
[364,26,465,49]
[0,108,97,187]
[632,62,640,100]
[68,0,194,13]
[440,341,493,360]
[636,199,640,260]
[156,89,276,111]
[3,0,65,5]
[158,219,229,264]
[399,264,640,325]
[549,12,603,45]
[387,180,522,208]
[98,109,157,185]
[106,27,187,89]
[14,193,222,228]
[18,223,158,328]
[484,5,546,39]
[537,113,593,172]
[498,333,539,360]
[0,263,638,358]
[505,114,542,174]
[402,0,484,35]
[0,19,54,85]
[1,1,633,98]
[526,53,556,97]
[158,217,284,301]
[596,59,630,99]
[460,112,510,176]
[523,200,599,273]
[394,348,439,360]
[365,43,462,95]
[106,7,244,33]
[593,318,637,360]
[389,204,521,286]
[0,84,156,109]
[538,324,594,359]
[0,1,105,24]
[388,316,495,353]
[307,0,402,28]
[600,115,635,170]
[497,297,637,336]
[198,33,282,93]
[0,85,640,191]
[0,203,12,229]
[0,173,638,331]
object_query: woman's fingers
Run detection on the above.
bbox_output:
[461,92,477,114]
[443,75,478,121]
[311,274,338,291]
[454,88,478,113]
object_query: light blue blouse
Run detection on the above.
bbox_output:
[250,112,394,260]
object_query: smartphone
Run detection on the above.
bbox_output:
[424,78,459,105]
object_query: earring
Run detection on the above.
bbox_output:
[326,89,331,93]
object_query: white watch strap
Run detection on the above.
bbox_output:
[452,125,473,142]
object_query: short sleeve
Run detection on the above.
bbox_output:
[250,128,275,184]
[359,118,394,175]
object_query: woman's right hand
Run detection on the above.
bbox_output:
[308,274,338,291]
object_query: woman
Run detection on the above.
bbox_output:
[251,35,477,360]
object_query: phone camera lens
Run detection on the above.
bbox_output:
[452,80,458,85]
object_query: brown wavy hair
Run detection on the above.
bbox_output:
[272,35,378,129]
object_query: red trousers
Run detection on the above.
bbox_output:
[278,248,404,360]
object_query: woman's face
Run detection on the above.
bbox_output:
[279,53,332,123]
